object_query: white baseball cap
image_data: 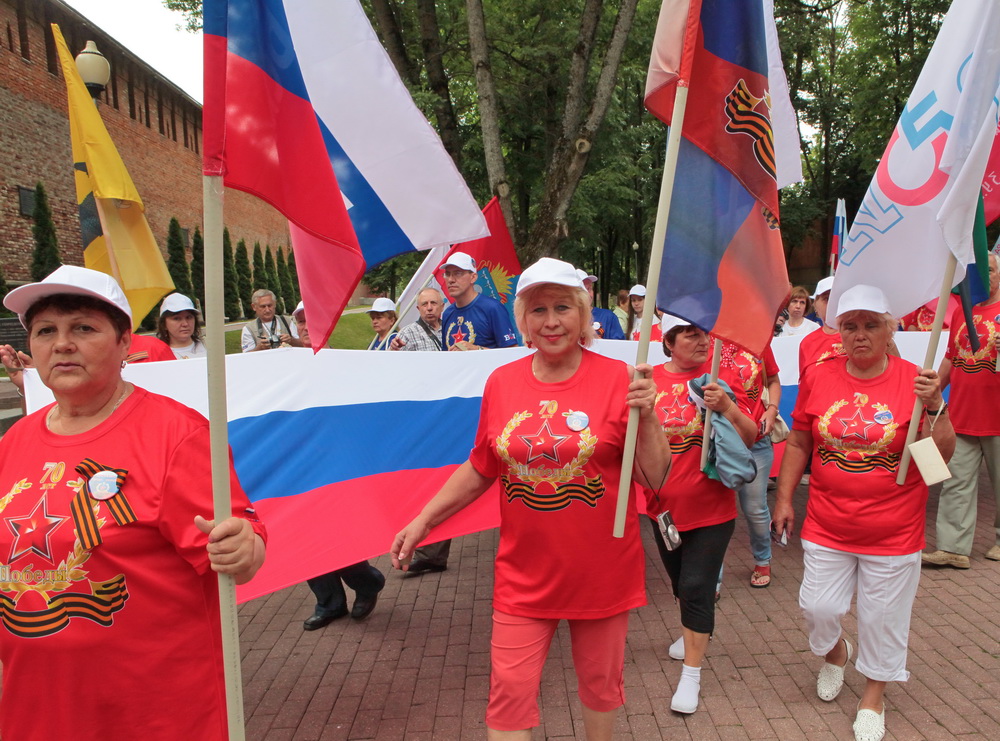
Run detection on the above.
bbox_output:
[515,258,585,296]
[366,297,396,313]
[629,284,646,297]
[159,293,201,318]
[4,265,132,329]
[836,284,890,318]
[575,268,598,284]
[441,252,476,273]
[660,312,692,335]
[811,276,835,299]
[292,301,306,318]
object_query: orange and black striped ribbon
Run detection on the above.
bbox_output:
[0,574,128,637]
[71,459,135,550]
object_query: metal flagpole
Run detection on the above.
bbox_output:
[203,174,247,740]
[613,85,690,538]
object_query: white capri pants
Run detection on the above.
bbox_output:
[800,539,921,683]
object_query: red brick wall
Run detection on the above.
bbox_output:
[0,0,290,291]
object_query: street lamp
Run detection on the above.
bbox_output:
[75,40,110,102]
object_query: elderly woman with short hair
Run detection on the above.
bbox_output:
[0,266,266,740]
[392,258,670,741]
[773,284,955,741]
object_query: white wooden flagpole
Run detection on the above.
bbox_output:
[613,85,690,538]
[895,253,957,485]
[700,339,722,469]
[203,174,247,740]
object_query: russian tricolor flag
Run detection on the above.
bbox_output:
[644,0,801,356]
[203,0,488,348]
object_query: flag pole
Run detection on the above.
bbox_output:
[895,252,957,485]
[700,338,722,469]
[613,84,690,538]
[203,174,247,741]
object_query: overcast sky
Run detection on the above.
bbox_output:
[61,0,203,102]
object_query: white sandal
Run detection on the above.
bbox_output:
[853,704,885,741]
[816,638,853,701]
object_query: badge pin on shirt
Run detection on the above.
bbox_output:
[565,410,589,432]
[88,470,119,501]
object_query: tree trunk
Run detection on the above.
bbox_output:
[369,0,420,86]
[417,0,462,167]
[466,0,518,245]
[523,0,639,261]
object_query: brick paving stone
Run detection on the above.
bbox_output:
[234,468,1000,738]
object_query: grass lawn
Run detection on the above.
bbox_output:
[224,311,374,353]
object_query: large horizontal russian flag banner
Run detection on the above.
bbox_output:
[21,334,943,602]
[644,0,801,357]
[203,0,488,349]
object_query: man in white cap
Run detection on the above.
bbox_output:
[390,287,444,352]
[439,251,517,351]
[408,253,517,575]
[576,269,625,340]
[241,288,301,352]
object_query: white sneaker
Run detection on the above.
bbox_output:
[816,638,853,701]
[668,635,685,660]
[670,665,701,714]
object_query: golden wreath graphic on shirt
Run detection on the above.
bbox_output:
[818,393,899,473]
[496,401,603,511]
[815,343,846,366]
[952,316,999,373]
[656,383,702,454]
[445,316,477,348]
[0,460,131,638]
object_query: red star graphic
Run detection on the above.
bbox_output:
[6,494,67,563]
[659,396,688,427]
[519,420,570,464]
[450,320,468,345]
[837,407,874,443]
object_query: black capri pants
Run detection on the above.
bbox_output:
[648,517,735,635]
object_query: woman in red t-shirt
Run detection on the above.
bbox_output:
[392,258,671,740]
[773,284,954,741]
[644,315,757,715]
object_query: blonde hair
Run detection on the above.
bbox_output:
[514,283,595,348]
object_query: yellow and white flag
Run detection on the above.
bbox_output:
[52,24,173,328]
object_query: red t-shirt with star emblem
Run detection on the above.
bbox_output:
[642,363,748,531]
[944,298,1000,436]
[468,350,645,619]
[792,355,927,555]
[0,387,265,741]
[797,328,845,381]
[720,342,779,435]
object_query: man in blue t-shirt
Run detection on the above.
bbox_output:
[407,252,518,577]
[577,269,625,340]
[440,252,518,351]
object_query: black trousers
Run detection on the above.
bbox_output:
[306,561,384,616]
[648,517,735,635]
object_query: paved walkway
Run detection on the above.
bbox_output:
[237,468,1000,740]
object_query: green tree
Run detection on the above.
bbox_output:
[31,182,61,281]
[364,252,423,302]
[165,218,193,298]
[234,239,254,318]
[277,248,295,313]
[287,250,300,306]
[223,227,242,321]
[190,226,205,310]
[252,242,266,294]
[263,248,282,313]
